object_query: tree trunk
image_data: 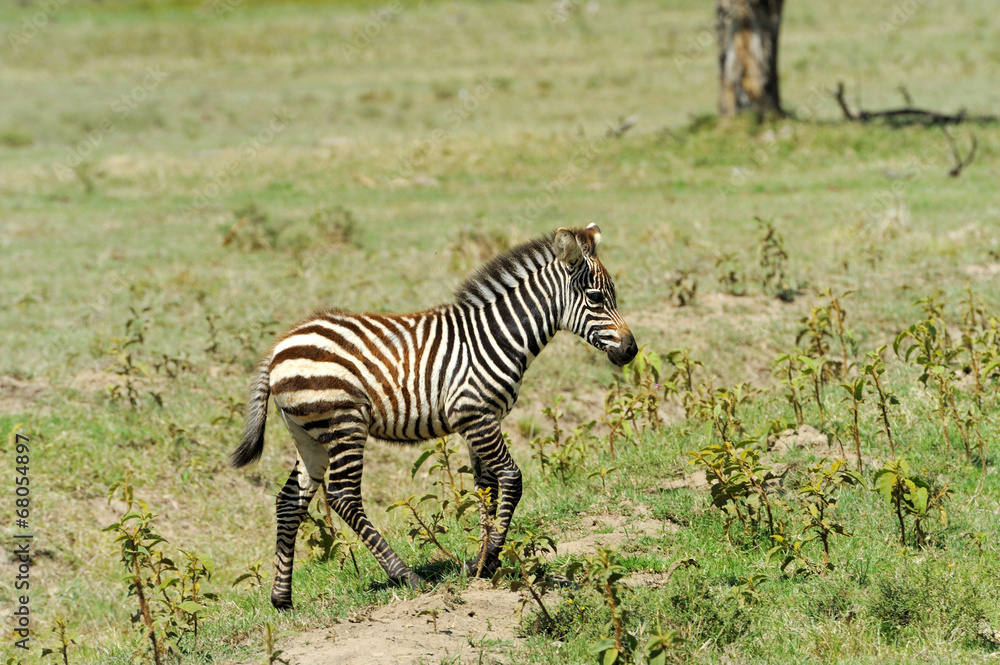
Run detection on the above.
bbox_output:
[717,0,784,116]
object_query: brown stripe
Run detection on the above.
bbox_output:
[281,398,360,418]
[270,344,340,371]
[272,375,364,397]
[270,345,375,394]
[272,332,397,426]
[332,317,402,372]
[291,324,398,394]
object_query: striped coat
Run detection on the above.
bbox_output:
[231,224,637,609]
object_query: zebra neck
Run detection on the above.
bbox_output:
[445,267,563,379]
[488,266,563,372]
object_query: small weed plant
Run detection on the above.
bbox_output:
[690,439,781,540]
[873,457,952,548]
[41,618,78,665]
[530,396,594,483]
[894,294,971,457]
[567,548,689,664]
[769,458,863,574]
[755,217,795,300]
[604,347,663,458]
[491,529,558,633]
[862,347,899,456]
[567,548,634,664]
[391,436,500,569]
[262,623,289,665]
[103,474,217,664]
[659,348,705,422]
[714,251,747,296]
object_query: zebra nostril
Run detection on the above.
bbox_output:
[623,334,638,363]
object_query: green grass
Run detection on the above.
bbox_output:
[1,0,999,662]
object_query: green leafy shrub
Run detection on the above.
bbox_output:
[689,439,781,539]
[103,475,217,664]
[491,528,558,634]
[873,457,951,548]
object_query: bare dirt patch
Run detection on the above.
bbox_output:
[555,501,677,558]
[633,291,786,333]
[658,468,709,492]
[70,368,128,394]
[274,579,524,665]
[69,367,168,406]
[962,263,1000,279]
[0,374,48,414]
[767,424,833,456]
[621,571,678,588]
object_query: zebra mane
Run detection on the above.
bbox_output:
[454,232,559,307]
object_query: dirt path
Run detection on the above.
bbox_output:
[0,374,47,414]
[251,503,670,665]
[277,580,525,665]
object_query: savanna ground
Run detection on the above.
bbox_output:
[1,0,999,663]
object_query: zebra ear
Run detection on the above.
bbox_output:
[554,228,584,267]
[585,223,601,255]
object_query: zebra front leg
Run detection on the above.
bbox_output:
[324,437,424,589]
[465,445,500,577]
[271,459,321,610]
[460,416,521,578]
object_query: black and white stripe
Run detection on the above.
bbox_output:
[230,224,638,609]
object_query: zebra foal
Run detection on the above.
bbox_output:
[230,224,637,609]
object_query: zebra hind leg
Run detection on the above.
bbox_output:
[324,434,424,589]
[465,446,500,578]
[270,414,330,610]
[271,458,322,610]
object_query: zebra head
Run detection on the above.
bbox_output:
[555,224,638,367]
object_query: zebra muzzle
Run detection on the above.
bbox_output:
[607,332,638,367]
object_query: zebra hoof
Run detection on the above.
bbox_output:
[465,556,499,579]
[394,571,425,590]
[270,594,294,611]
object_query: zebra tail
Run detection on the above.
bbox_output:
[229,360,271,468]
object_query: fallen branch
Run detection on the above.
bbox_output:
[607,115,638,138]
[942,127,977,177]
[833,81,996,126]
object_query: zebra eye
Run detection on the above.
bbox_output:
[585,289,605,305]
